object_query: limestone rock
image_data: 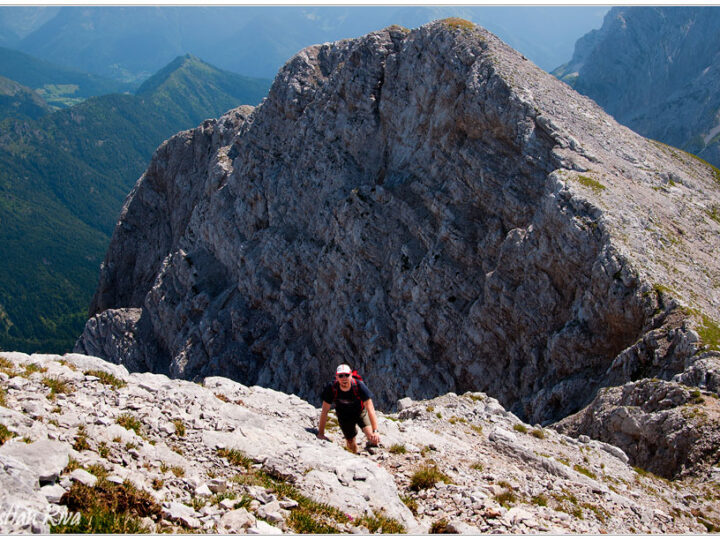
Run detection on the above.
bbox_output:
[0,352,717,534]
[554,379,720,477]
[162,502,201,529]
[218,507,256,533]
[69,468,98,487]
[39,484,66,504]
[0,440,71,484]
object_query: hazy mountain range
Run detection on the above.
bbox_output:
[554,6,720,168]
[0,53,270,353]
[0,6,608,81]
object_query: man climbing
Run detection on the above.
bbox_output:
[317,364,381,453]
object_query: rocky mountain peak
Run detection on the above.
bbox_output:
[77,20,720,478]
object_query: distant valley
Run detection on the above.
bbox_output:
[0,52,270,353]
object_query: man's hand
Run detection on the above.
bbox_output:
[367,431,380,446]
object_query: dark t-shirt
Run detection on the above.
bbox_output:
[321,380,372,417]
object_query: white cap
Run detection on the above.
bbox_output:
[336,364,352,374]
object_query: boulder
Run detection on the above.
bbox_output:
[218,508,256,533]
[0,440,71,484]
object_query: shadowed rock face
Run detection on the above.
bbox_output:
[78,20,720,437]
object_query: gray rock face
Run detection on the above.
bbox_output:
[554,6,720,167]
[554,379,720,477]
[78,19,720,435]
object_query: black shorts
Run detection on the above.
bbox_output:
[338,407,371,440]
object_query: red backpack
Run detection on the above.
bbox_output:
[332,370,365,410]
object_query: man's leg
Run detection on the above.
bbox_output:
[338,411,359,452]
[345,437,358,453]
[358,408,376,446]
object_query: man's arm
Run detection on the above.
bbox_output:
[317,401,332,440]
[364,399,380,444]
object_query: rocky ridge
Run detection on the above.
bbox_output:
[77,21,720,477]
[1,351,719,534]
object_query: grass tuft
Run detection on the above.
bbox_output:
[574,174,606,194]
[430,517,451,533]
[172,419,186,437]
[217,448,254,468]
[116,413,143,436]
[389,444,407,454]
[400,494,418,514]
[356,511,406,534]
[53,478,159,533]
[287,509,340,534]
[442,17,475,31]
[698,314,720,351]
[84,370,126,389]
[42,376,72,399]
[73,425,90,451]
[573,464,597,479]
[495,489,517,507]
[513,423,528,434]
[409,464,451,491]
[1,423,17,445]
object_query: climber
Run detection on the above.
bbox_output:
[316,364,381,453]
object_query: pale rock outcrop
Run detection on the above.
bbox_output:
[554,379,720,478]
[77,21,720,476]
[0,352,719,533]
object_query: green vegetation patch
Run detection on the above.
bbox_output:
[513,423,528,434]
[495,489,517,508]
[0,386,6,408]
[0,422,17,445]
[401,494,418,514]
[356,511,406,534]
[116,413,143,436]
[217,447,352,532]
[24,363,47,376]
[389,443,407,454]
[42,376,72,399]
[698,314,720,351]
[172,419,186,437]
[73,425,90,452]
[442,17,475,31]
[573,464,597,479]
[217,448,254,469]
[409,464,452,491]
[0,355,17,377]
[430,517,451,533]
[84,370,126,389]
[707,205,720,225]
[573,174,607,194]
[531,428,546,439]
[53,478,159,533]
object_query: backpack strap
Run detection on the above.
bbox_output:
[351,379,365,410]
